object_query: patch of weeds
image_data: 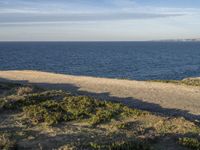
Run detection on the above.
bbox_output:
[26,90,68,101]
[1,95,25,110]
[116,122,133,129]
[23,102,65,125]
[151,79,200,87]
[89,102,144,126]
[178,137,200,150]
[23,95,144,126]
[89,109,114,126]
[181,79,200,86]
[16,86,34,96]
[61,96,97,118]
[89,140,152,150]
[0,133,17,150]
[1,90,68,110]
[23,96,97,126]
[121,105,145,117]
[153,118,200,136]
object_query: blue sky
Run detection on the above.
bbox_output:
[0,0,200,41]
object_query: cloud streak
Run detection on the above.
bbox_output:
[0,0,197,25]
[0,12,184,24]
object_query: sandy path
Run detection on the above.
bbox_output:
[0,70,200,120]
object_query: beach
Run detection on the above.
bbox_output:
[0,70,199,121]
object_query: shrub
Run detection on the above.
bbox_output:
[1,90,67,110]
[61,96,97,118]
[16,87,34,96]
[89,140,151,150]
[182,79,200,86]
[152,79,200,87]
[109,140,151,150]
[23,103,65,125]
[0,133,17,150]
[89,109,114,126]
[23,95,143,126]
[116,122,132,129]
[178,137,200,150]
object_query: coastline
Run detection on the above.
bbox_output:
[0,70,200,121]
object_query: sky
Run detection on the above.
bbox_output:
[0,0,200,41]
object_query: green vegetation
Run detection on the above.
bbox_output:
[151,78,200,86]
[0,82,199,150]
[0,133,16,150]
[23,97,142,126]
[89,140,151,150]
[1,86,142,126]
[179,137,200,150]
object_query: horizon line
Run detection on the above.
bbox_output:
[0,39,200,42]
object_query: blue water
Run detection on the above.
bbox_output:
[0,42,200,80]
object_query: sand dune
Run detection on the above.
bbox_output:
[0,70,199,121]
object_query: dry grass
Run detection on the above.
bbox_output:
[16,87,34,96]
[0,133,16,150]
[151,78,200,87]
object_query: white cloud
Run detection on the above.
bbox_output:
[0,12,185,24]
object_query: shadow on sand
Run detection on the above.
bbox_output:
[0,77,199,124]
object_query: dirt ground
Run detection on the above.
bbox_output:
[0,70,199,122]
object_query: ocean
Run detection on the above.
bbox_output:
[0,41,200,80]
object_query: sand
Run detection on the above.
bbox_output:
[0,70,199,121]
